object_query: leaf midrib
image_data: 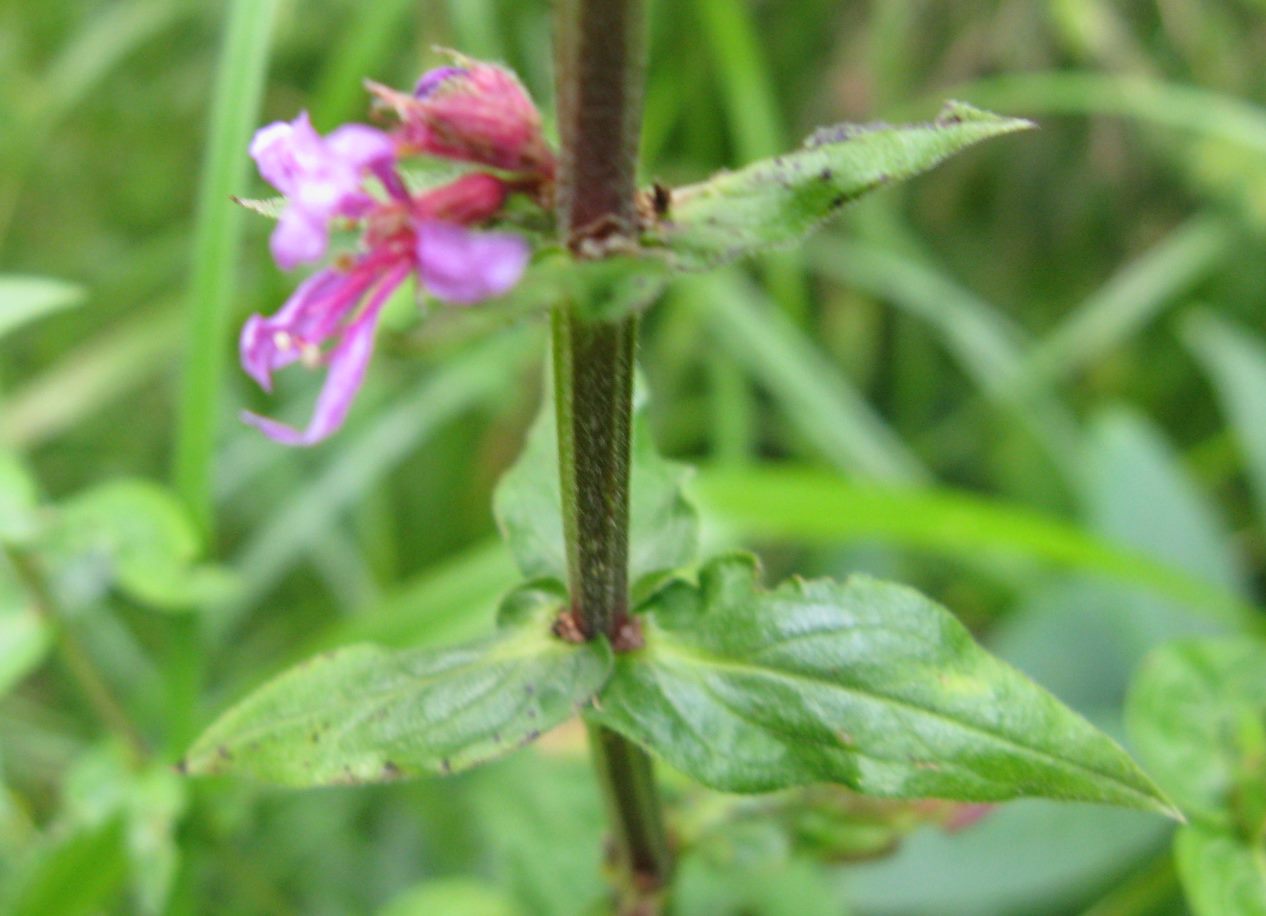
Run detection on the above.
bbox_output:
[648,636,1163,809]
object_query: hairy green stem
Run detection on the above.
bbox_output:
[552,0,671,906]
[551,311,637,638]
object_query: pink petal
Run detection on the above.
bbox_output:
[415,221,529,304]
[270,207,329,270]
[325,124,395,171]
[242,265,409,446]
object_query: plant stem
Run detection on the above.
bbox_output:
[552,0,671,907]
[551,310,637,639]
[5,546,148,763]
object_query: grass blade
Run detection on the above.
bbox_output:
[173,0,280,535]
[686,271,927,483]
[693,464,1259,629]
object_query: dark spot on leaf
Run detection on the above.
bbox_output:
[173,759,188,775]
[440,758,452,774]
[819,168,833,182]
[524,683,535,696]
[830,194,848,209]
[521,729,542,747]
[804,121,888,149]
[493,731,502,744]
[217,745,234,762]
[381,761,401,779]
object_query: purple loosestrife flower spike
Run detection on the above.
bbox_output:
[250,112,395,269]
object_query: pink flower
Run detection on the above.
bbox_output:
[240,59,552,446]
[240,178,529,446]
[250,112,395,269]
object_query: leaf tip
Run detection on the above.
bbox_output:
[936,99,1037,136]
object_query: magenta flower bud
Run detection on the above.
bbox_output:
[414,173,509,225]
[250,112,395,269]
[414,66,467,99]
[369,60,555,177]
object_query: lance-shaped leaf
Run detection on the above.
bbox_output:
[588,555,1174,815]
[650,102,1034,271]
[183,589,611,786]
[494,393,697,592]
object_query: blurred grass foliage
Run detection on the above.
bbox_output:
[2,0,1266,913]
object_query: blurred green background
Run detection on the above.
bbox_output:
[3,0,1266,913]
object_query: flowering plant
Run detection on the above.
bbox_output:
[185,22,1179,915]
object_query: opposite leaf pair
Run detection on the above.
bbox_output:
[186,402,1175,822]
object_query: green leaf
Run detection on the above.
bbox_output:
[0,451,40,544]
[378,878,521,916]
[0,275,84,340]
[51,480,228,610]
[1175,825,1266,916]
[3,817,128,916]
[1184,312,1266,532]
[494,391,697,593]
[0,598,50,699]
[650,101,1033,271]
[673,821,842,916]
[62,744,187,916]
[589,555,1174,814]
[1126,638,1266,827]
[183,594,612,786]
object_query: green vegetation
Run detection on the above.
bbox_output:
[3,2,1265,913]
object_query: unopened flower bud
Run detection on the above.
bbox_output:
[415,173,509,225]
[369,58,555,178]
